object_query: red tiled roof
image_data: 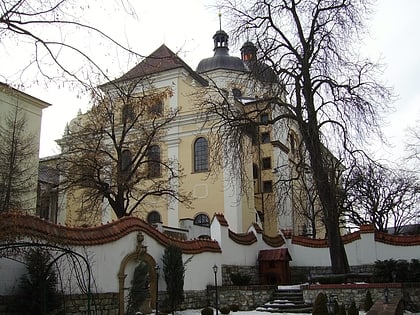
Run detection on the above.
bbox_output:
[251,223,263,233]
[213,213,229,227]
[114,44,207,86]
[262,233,285,247]
[258,248,291,261]
[0,212,221,254]
[228,229,257,245]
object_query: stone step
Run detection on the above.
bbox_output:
[256,286,312,313]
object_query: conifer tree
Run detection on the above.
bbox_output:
[162,244,185,314]
[0,107,37,212]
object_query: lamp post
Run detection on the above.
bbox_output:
[213,264,219,315]
[326,295,335,315]
[155,264,160,315]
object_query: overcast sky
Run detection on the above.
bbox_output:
[2,0,419,166]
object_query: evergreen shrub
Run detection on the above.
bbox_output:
[338,304,347,315]
[11,248,61,315]
[364,290,373,311]
[347,301,358,315]
[201,307,214,315]
[229,304,239,312]
[220,306,230,314]
[312,292,328,315]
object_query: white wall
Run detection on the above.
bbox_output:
[1,216,419,297]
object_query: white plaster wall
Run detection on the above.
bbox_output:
[1,224,420,296]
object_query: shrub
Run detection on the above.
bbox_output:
[312,292,328,315]
[347,301,358,315]
[338,304,347,315]
[364,290,373,311]
[11,248,61,315]
[220,306,230,314]
[201,307,214,315]
[229,273,251,286]
[372,259,420,283]
[229,304,239,312]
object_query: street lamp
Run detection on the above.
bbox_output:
[384,288,389,304]
[213,264,219,315]
[326,295,335,315]
[155,264,160,315]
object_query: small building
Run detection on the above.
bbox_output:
[258,248,292,285]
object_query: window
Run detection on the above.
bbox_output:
[262,157,271,170]
[148,145,161,178]
[194,137,209,172]
[253,164,259,179]
[194,214,210,227]
[121,149,132,179]
[122,104,135,122]
[263,180,273,193]
[147,211,161,224]
[260,113,269,124]
[232,88,242,98]
[150,101,163,115]
[261,132,270,144]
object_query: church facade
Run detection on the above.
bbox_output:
[52,27,322,238]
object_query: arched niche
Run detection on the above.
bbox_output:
[117,232,158,315]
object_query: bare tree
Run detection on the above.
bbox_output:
[343,163,420,234]
[406,121,420,167]
[0,0,140,87]
[201,0,391,273]
[58,82,189,219]
[0,106,37,212]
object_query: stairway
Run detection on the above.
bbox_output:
[256,285,312,313]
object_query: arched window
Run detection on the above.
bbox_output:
[121,149,132,179]
[194,137,208,172]
[148,145,161,178]
[147,211,161,224]
[194,214,210,227]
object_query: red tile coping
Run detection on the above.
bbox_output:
[228,229,257,245]
[213,213,229,227]
[292,236,328,248]
[375,231,420,246]
[0,212,221,254]
[262,233,285,247]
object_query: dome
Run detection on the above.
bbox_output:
[196,29,247,74]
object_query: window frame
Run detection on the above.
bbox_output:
[262,180,273,193]
[194,213,210,227]
[262,157,271,170]
[147,145,161,178]
[147,211,161,224]
[193,137,209,172]
[261,132,270,144]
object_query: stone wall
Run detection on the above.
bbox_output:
[303,283,420,311]
[222,265,259,285]
[0,293,119,315]
[207,285,276,311]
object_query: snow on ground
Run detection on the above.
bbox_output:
[176,309,367,315]
[177,309,420,315]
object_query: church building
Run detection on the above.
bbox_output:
[50,25,321,239]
